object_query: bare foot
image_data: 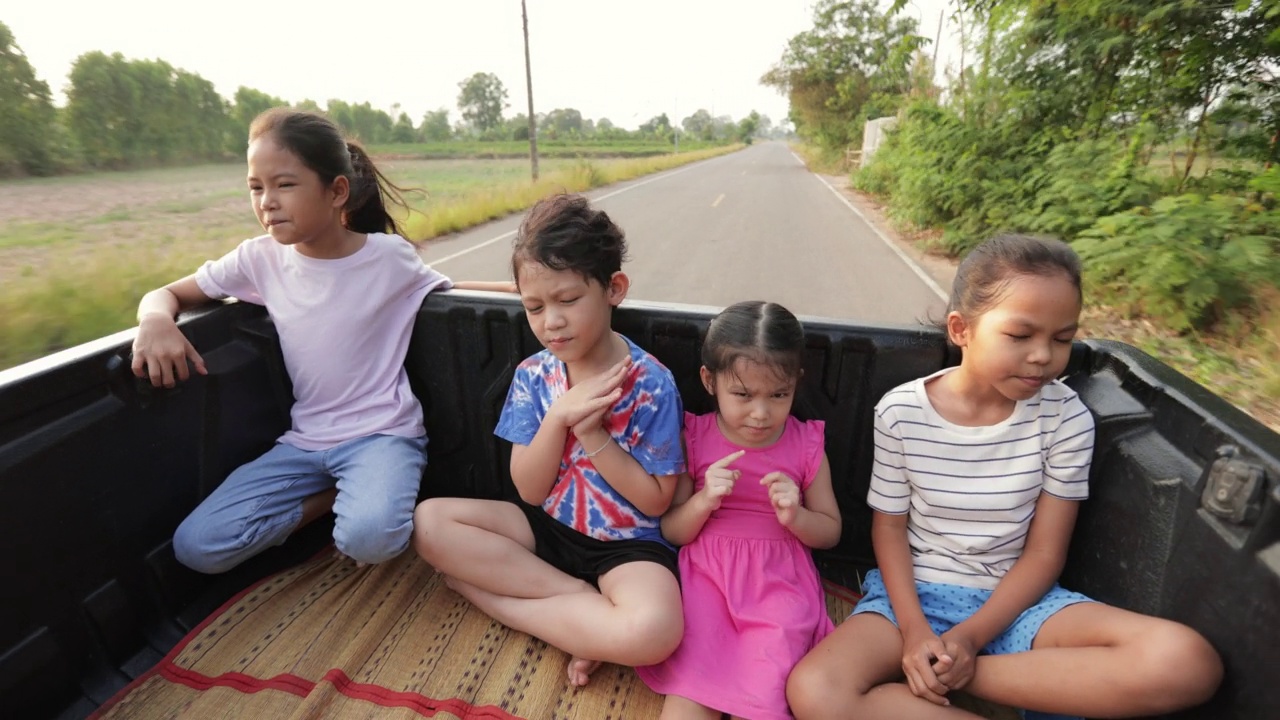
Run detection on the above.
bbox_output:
[567,656,602,687]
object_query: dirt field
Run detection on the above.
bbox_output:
[0,158,579,283]
[0,164,255,284]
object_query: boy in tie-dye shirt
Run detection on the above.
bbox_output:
[413,193,686,688]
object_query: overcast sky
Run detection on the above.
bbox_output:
[6,0,960,131]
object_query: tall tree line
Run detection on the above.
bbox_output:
[0,22,468,176]
[1,21,767,178]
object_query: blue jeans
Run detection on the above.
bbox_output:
[173,434,427,573]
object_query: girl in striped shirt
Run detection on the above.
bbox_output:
[787,235,1222,720]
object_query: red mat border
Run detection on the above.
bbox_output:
[89,550,523,719]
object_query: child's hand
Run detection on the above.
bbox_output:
[936,629,978,691]
[901,629,953,706]
[698,450,744,512]
[761,471,801,526]
[572,405,611,448]
[551,356,631,430]
[132,313,208,388]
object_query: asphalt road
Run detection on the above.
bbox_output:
[420,141,947,326]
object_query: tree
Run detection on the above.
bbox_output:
[639,113,672,138]
[392,112,417,143]
[0,22,59,175]
[543,107,584,138]
[421,108,452,141]
[66,51,231,167]
[229,86,285,152]
[737,111,762,143]
[761,0,923,152]
[681,109,713,138]
[457,72,508,132]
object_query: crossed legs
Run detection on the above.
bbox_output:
[787,602,1222,720]
[412,497,683,686]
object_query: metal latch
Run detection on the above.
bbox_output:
[1200,446,1265,525]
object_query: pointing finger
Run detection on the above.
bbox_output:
[709,450,746,471]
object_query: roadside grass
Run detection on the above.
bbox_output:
[0,146,741,371]
[367,138,721,159]
[401,146,740,239]
[791,142,852,175]
[1080,299,1280,432]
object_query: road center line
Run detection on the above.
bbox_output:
[711,193,725,208]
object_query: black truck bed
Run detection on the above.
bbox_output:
[1,291,1276,718]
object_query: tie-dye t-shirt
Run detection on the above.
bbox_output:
[495,334,685,546]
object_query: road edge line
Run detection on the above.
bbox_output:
[791,152,948,302]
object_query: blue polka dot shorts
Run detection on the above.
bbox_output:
[851,568,1094,655]
[851,569,1094,720]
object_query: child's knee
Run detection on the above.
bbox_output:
[788,652,870,719]
[621,607,683,665]
[333,510,411,565]
[1140,624,1223,708]
[173,516,241,574]
[410,498,454,560]
[786,659,834,719]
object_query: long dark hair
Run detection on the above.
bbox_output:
[249,108,413,237]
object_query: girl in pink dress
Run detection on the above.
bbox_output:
[637,301,843,720]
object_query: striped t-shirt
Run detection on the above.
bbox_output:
[867,367,1095,590]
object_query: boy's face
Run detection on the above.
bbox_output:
[516,262,627,365]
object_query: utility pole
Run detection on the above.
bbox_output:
[522,0,539,181]
[931,6,944,98]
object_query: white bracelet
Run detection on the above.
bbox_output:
[584,437,611,457]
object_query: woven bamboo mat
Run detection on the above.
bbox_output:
[92,548,1014,719]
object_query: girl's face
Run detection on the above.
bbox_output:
[702,359,797,448]
[516,261,627,367]
[949,272,1081,403]
[247,136,348,256]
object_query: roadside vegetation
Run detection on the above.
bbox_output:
[0,17,757,371]
[769,0,1280,431]
[0,148,738,372]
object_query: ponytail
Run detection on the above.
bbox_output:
[344,141,412,237]
[249,108,419,240]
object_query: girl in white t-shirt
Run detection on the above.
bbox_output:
[132,108,509,574]
[787,235,1222,720]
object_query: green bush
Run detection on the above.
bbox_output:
[1015,134,1163,241]
[853,101,1048,255]
[1075,192,1279,330]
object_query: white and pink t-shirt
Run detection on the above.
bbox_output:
[196,232,451,450]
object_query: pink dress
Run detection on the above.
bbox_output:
[637,412,834,720]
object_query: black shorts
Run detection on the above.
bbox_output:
[515,501,679,587]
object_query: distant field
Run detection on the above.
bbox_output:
[0,147,739,369]
[367,139,719,159]
[0,156,674,279]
